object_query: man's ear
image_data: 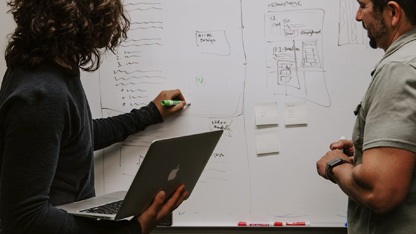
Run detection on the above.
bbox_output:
[387,1,401,27]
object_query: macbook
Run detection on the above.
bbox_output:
[56,130,223,220]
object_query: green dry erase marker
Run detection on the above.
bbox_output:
[161,100,191,106]
[162,100,191,106]
[161,100,180,106]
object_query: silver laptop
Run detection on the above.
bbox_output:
[57,130,223,220]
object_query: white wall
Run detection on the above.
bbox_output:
[0,1,15,75]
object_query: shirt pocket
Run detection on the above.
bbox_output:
[352,102,364,164]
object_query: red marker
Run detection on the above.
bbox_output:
[274,221,310,226]
[238,222,274,227]
[239,221,310,227]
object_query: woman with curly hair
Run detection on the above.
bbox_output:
[0,0,189,233]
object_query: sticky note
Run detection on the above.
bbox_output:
[284,102,308,126]
[254,102,279,126]
[255,133,280,155]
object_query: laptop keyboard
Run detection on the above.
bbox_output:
[79,200,123,215]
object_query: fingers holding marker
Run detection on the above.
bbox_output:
[152,89,189,120]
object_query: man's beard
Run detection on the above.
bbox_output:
[369,36,378,49]
[363,14,387,49]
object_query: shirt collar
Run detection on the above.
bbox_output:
[379,28,416,64]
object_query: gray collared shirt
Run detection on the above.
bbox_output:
[349,28,416,234]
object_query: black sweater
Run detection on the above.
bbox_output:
[0,63,162,234]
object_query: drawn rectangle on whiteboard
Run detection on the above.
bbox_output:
[98,0,246,117]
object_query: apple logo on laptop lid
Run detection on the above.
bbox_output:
[168,165,180,181]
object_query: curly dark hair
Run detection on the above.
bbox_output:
[5,0,130,71]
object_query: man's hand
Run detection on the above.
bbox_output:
[330,138,354,158]
[316,149,352,181]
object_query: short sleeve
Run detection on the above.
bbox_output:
[363,61,416,153]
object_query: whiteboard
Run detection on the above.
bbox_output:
[94,0,385,227]
[0,0,384,228]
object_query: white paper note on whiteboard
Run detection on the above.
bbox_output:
[255,133,280,155]
[254,102,279,126]
[284,102,308,126]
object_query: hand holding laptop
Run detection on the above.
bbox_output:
[57,130,223,223]
[138,184,189,234]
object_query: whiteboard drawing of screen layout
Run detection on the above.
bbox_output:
[265,9,331,107]
[99,0,246,118]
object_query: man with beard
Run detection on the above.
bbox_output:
[316,0,416,233]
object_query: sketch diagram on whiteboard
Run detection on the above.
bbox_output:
[265,9,331,107]
[338,0,367,46]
